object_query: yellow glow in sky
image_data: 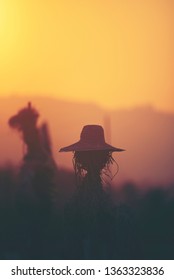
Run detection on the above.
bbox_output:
[0,0,173,111]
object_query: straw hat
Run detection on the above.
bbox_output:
[59,125,125,152]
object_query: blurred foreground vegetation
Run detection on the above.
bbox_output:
[0,164,174,260]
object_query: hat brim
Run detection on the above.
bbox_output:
[59,140,125,152]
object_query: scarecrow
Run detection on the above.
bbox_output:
[8,103,57,258]
[59,124,125,259]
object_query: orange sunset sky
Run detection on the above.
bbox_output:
[0,0,173,111]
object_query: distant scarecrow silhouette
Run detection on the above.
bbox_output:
[59,124,125,259]
[8,102,57,258]
[8,102,57,205]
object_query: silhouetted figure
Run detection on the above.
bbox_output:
[59,125,129,259]
[9,102,51,161]
[8,102,57,258]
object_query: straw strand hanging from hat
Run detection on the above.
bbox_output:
[72,150,119,187]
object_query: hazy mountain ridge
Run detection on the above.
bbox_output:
[0,96,174,185]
